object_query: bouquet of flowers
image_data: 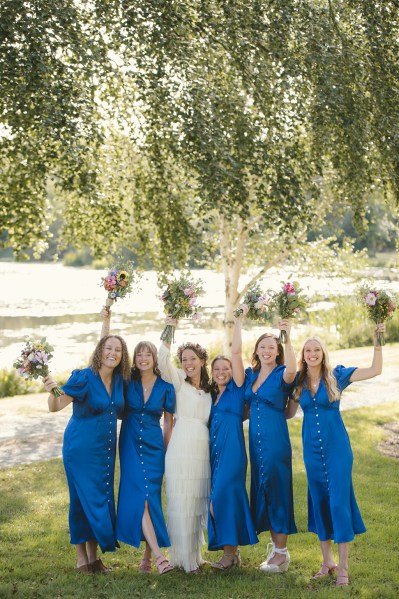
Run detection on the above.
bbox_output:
[272,281,307,343]
[357,284,397,346]
[159,273,204,343]
[13,338,64,397]
[234,284,272,322]
[100,259,140,310]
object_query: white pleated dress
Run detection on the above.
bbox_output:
[158,344,211,572]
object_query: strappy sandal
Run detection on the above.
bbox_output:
[139,557,152,573]
[259,541,290,573]
[155,555,174,575]
[313,563,338,579]
[211,551,240,571]
[336,574,350,586]
[90,558,111,573]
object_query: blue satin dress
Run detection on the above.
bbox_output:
[116,377,175,548]
[208,379,258,550]
[245,366,297,536]
[299,365,366,543]
[61,367,125,552]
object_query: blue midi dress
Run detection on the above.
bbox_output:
[61,367,125,552]
[299,365,366,543]
[208,379,258,550]
[116,377,175,548]
[245,366,297,536]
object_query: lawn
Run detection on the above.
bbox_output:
[0,402,398,599]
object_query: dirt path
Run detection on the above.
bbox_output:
[1,345,398,469]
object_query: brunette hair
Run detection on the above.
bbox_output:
[251,333,284,371]
[131,340,161,380]
[293,336,341,403]
[90,335,131,381]
[177,342,213,393]
[210,354,232,394]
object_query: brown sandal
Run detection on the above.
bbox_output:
[90,558,111,573]
[76,564,92,574]
[313,563,337,579]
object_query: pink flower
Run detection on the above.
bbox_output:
[192,312,203,322]
[189,297,197,307]
[365,292,377,307]
[184,286,195,297]
[283,282,296,296]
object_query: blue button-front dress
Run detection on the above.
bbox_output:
[208,379,258,551]
[61,367,125,553]
[299,365,366,543]
[116,377,175,548]
[245,366,297,536]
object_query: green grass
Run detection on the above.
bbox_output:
[1,404,399,599]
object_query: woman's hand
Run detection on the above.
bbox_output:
[235,304,249,318]
[100,307,111,320]
[43,375,59,394]
[165,315,178,327]
[278,319,292,340]
[373,322,385,347]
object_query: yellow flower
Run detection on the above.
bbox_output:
[119,270,129,280]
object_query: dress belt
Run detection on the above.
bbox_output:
[175,416,208,425]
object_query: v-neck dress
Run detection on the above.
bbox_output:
[61,367,125,552]
[116,377,175,548]
[299,365,366,543]
[245,366,297,536]
[208,379,258,550]
[158,344,212,573]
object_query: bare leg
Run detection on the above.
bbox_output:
[268,530,288,566]
[75,543,89,568]
[142,501,162,560]
[86,540,98,564]
[320,540,337,569]
[337,542,349,584]
[143,541,152,561]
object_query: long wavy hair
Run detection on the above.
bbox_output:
[293,336,341,403]
[210,354,232,394]
[131,341,161,380]
[177,342,213,393]
[251,333,284,371]
[90,335,131,381]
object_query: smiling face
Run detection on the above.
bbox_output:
[101,337,123,369]
[255,336,279,367]
[212,358,232,387]
[134,345,154,373]
[181,348,204,380]
[303,339,324,368]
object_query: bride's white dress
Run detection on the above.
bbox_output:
[158,344,211,572]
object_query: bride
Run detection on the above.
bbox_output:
[158,317,212,573]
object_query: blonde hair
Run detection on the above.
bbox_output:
[293,336,340,403]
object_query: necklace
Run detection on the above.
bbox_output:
[308,376,321,390]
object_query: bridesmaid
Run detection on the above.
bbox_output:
[101,309,175,575]
[208,313,258,570]
[286,324,384,586]
[44,334,131,573]
[238,308,297,573]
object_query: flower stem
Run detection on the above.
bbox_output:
[160,325,175,344]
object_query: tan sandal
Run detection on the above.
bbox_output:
[155,555,174,575]
[211,551,240,571]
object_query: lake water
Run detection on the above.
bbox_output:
[1,261,398,375]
